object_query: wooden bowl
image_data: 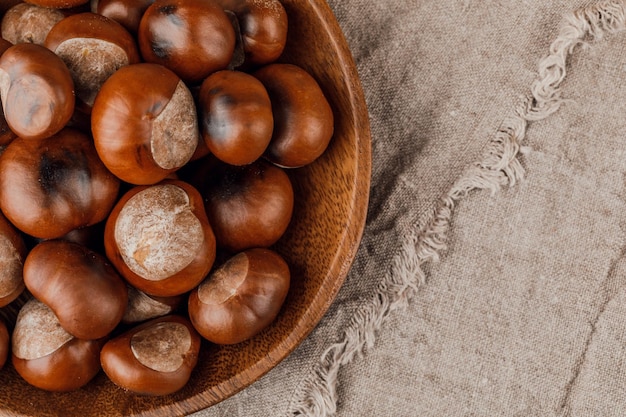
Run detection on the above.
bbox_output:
[0,0,371,415]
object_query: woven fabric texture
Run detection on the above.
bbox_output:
[194,0,626,415]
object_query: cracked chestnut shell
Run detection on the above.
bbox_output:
[254,63,334,168]
[188,248,290,344]
[12,299,103,392]
[138,0,235,83]
[100,314,200,395]
[0,43,75,141]
[23,240,128,340]
[0,128,120,239]
[92,63,199,185]
[104,179,216,297]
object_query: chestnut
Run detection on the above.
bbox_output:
[100,314,200,395]
[23,240,128,340]
[217,0,288,67]
[105,179,216,297]
[0,39,16,148]
[0,128,120,239]
[254,63,334,168]
[200,158,294,252]
[0,43,75,141]
[138,0,236,83]
[1,3,65,46]
[0,211,27,308]
[122,286,183,324]
[198,70,273,166]
[12,298,102,392]
[188,248,289,344]
[97,0,156,35]
[0,319,8,370]
[22,0,90,9]
[92,63,199,185]
[45,12,140,112]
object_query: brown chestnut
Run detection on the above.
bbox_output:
[188,248,289,344]
[0,39,16,148]
[12,298,102,392]
[138,0,236,83]
[198,70,273,166]
[201,158,294,252]
[100,314,200,395]
[0,319,8,370]
[97,0,156,35]
[1,3,65,46]
[0,43,75,140]
[254,63,334,168]
[122,286,183,324]
[23,240,128,340]
[45,12,140,112]
[0,128,120,239]
[92,63,199,185]
[0,211,27,308]
[217,0,287,67]
[105,180,216,297]
[23,0,89,9]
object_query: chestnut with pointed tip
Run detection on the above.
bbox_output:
[92,63,199,185]
[12,299,102,392]
[0,211,27,308]
[0,128,120,239]
[188,248,290,345]
[105,179,216,297]
[138,0,236,83]
[100,314,201,395]
[217,0,288,67]
[0,43,75,141]
[198,70,273,166]
[254,63,334,168]
[200,158,294,252]
[23,240,128,340]
[45,12,140,112]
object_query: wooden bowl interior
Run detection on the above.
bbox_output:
[0,0,371,415]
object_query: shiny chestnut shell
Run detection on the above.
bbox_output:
[254,63,334,168]
[12,299,102,392]
[100,314,200,395]
[138,0,236,83]
[0,38,15,147]
[0,43,75,140]
[0,211,27,308]
[0,128,120,239]
[23,0,89,8]
[45,12,140,111]
[104,179,216,296]
[200,158,294,252]
[198,70,273,165]
[97,0,156,34]
[23,240,128,339]
[92,63,199,185]
[188,248,290,344]
[217,0,288,67]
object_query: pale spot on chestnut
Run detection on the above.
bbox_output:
[0,234,23,299]
[197,254,248,305]
[115,184,204,280]
[130,321,191,372]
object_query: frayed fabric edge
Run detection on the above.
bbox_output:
[286,1,626,416]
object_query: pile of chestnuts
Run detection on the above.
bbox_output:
[0,0,334,396]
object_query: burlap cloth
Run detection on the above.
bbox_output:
[193,0,626,415]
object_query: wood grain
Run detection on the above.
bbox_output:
[0,0,371,415]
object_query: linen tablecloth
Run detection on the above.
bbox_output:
[194,0,626,415]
